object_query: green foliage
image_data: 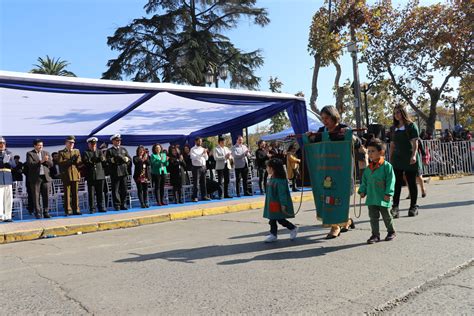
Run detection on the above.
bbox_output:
[362,0,473,134]
[268,76,290,133]
[29,55,76,77]
[103,0,269,89]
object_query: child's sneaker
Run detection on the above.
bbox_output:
[289,227,298,240]
[264,234,278,243]
[367,235,380,244]
[385,232,396,241]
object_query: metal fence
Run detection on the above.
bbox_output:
[386,140,473,176]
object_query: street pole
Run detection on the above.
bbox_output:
[349,27,362,134]
[452,99,457,127]
[363,87,370,128]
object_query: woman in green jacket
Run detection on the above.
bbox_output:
[151,143,168,206]
[389,105,422,218]
[263,158,298,243]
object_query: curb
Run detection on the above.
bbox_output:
[0,194,314,245]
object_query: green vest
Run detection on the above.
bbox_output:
[358,161,395,208]
[263,178,295,220]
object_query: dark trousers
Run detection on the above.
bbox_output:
[217,167,230,197]
[26,176,34,212]
[152,173,165,204]
[235,167,250,196]
[269,219,295,236]
[393,169,417,208]
[135,180,148,206]
[111,175,127,209]
[88,179,105,211]
[30,175,49,214]
[257,168,267,194]
[192,166,207,199]
[368,205,395,236]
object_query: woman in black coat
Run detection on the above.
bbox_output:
[133,146,151,208]
[167,146,186,203]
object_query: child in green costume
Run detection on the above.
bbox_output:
[358,138,396,244]
[263,158,298,243]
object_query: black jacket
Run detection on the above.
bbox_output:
[255,148,269,169]
[82,149,106,181]
[106,146,131,178]
[132,156,151,181]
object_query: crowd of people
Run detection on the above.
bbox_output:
[0,133,301,223]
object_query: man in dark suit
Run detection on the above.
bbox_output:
[58,136,82,216]
[82,137,106,213]
[49,152,61,179]
[26,139,53,219]
[106,134,131,210]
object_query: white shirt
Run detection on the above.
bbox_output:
[232,144,250,169]
[190,145,208,167]
[213,145,232,170]
[36,151,45,175]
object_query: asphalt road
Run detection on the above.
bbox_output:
[1,177,473,315]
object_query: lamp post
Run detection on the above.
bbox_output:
[360,82,373,128]
[348,31,362,134]
[205,64,228,88]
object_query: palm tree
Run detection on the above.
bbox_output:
[30,55,76,76]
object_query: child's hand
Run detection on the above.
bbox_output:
[359,192,366,198]
[383,195,391,202]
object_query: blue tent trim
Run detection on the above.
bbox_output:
[1,72,309,147]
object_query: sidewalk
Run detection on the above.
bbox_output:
[0,192,314,244]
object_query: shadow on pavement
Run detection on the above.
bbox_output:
[420,200,474,210]
[114,231,363,264]
[217,242,367,265]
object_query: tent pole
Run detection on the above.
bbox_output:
[245,127,249,147]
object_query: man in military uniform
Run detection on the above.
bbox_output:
[0,137,16,222]
[106,134,131,210]
[82,137,106,213]
[58,136,82,215]
[26,139,53,219]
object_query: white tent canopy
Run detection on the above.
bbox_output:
[0,71,308,147]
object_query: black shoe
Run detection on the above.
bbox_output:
[408,206,418,217]
[140,204,146,208]
[292,188,300,192]
[27,209,34,215]
[341,218,355,233]
[325,232,341,239]
[35,213,41,219]
[367,235,380,244]
[178,200,184,204]
[391,206,400,219]
[385,232,396,241]
[3,219,13,222]
[114,208,120,211]
[120,206,128,210]
[203,197,211,201]
[244,193,252,196]
[145,204,150,208]
[98,209,107,213]
[224,195,233,199]
[192,198,198,203]
[43,212,51,219]
[90,209,96,214]
[73,211,82,216]
[64,211,72,216]
[236,194,241,198]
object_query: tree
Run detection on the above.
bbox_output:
[308,0,373,114]
[29,55,76,77]
[268,76,290,133]
[455,74,474,130]
[363,0,473,135]
[103,0,269,89]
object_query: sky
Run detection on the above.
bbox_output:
[1,0,442,129]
